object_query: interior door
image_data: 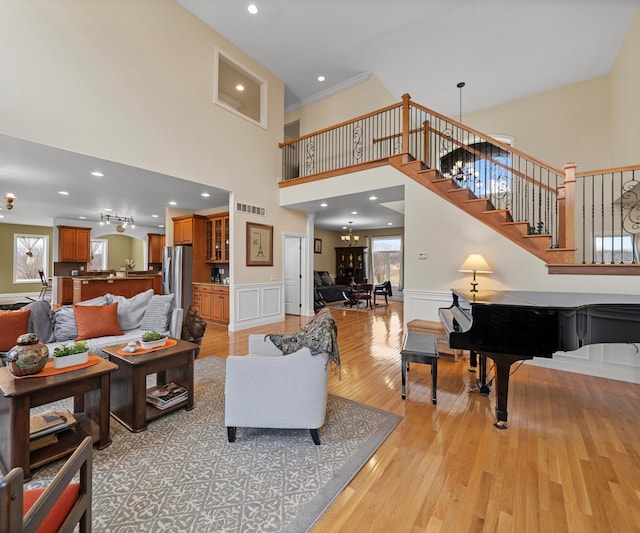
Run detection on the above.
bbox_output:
[284,236,302,315]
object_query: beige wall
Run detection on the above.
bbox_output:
[99,235,144,272]
[0,0,306,287]
[312,228,341,274]
[0,223,54,294]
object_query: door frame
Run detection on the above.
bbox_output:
[282,232,313,316]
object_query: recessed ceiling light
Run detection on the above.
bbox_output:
[369,195,378,200]
[78,216,86,219]
[387,222,393,226]
[0,215,4,219]
[342,226,347,230]
[58,191,69,195]
[104,208,112,212]
[169,201,177,206]
[350,211,357,215]
[152,214,159,218]
[317,75,325,82]
[91,171,104,177]
[236,84,244,92]
[320,202,328,207]
[201,192,210,197]
[248,4,258,15]
[158,224,165,228]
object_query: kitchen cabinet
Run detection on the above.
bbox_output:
[56,277,74,305]
[172,215,205,245]
[192,283,229,324]
[58,226,91,262]
[205,213,229,263]
[147,233,165,264]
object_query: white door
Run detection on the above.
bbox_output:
[284,236,302,315]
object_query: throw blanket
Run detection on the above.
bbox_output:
[267,308,340,368]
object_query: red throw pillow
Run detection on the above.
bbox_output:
[23,484,80,533]
[0,309,31,351]
[74,302,123,341]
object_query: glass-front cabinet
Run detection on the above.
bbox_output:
[205,213,229,263]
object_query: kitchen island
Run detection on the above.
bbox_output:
[72,275,162,303]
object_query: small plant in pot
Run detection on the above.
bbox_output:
[53,341,89,369]
[141,330,167,349]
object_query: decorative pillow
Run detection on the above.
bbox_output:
[314,271,323,287]
[0,309,31,351]
[74,302,123,341]
[320,272,335,286]
[140,294,175,334]
[107,289,154,331]
[53,295,110,342]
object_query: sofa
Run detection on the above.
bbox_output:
[314,270,349,303]
[0,289,183,360]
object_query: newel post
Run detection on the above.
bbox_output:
[558,162,576,250]
[401,93,411,163]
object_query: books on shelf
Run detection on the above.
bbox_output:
[30,409,77,440]
[30,432,59,451]
[146,382,188,410]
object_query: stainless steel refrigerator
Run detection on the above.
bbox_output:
[162,246,193,309]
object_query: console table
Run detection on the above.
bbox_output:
[0,358,116,480]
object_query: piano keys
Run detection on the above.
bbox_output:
[439,289,640,428]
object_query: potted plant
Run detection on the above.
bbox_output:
[140,330,167,349]
[52,341,89,369]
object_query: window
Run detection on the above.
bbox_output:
[14,234,48,283]
[594,235,635,264]
[214,48,267,128]
[89,240,108,271]
[371,236,402,287]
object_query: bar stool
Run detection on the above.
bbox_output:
[401,332,439,404]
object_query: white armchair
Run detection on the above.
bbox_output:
[225,335,330,445]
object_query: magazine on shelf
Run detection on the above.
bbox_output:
[146,382,188,403]
[146,394,187,410]
[30,409,77,440]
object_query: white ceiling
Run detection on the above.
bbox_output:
[1,0,637,231]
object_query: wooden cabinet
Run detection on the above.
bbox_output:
[205,213,229,263]
[56,277,74,305]
[72,276,158,304]
[147,233,166,264]
[58,226,91,262]
[335,246,367,285]
[192,283,229,324]
[172,215,205,245]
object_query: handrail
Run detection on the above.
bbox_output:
[575,163,640,177]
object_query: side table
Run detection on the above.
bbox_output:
[0,358,117,480]
[401,332,439,404]
[105,339,197,432]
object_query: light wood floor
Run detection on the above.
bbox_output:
[199,301,640,532]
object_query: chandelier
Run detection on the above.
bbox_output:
[3,193,16,210]
[340,221,360,247]
[100,213,135,232]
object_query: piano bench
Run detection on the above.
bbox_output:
[406,319,462,361]
[401,332,439,405]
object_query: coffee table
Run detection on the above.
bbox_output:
[0,357,117,480]
[104,339,197,432]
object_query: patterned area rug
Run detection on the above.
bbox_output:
[26,356,402,532]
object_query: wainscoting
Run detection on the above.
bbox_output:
[403,289,640,385]
[230,282,284,331]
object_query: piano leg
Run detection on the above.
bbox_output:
[478,354,491,396]
[484,353,533,429]
[469,350,477,372]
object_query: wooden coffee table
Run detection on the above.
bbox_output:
[0,357,117,480]
[104,339,197,432]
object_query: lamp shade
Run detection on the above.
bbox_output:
[459,253,492,273]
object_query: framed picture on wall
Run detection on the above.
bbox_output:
[314,238,322,254]
[246,222,273,266]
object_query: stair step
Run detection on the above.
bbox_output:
[482,209,513,223]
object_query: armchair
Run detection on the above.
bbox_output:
[225,308,338,445]
[0,436,92,532]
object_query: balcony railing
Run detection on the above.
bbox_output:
[280,94,640,264]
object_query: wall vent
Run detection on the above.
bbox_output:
[236,202,266,216]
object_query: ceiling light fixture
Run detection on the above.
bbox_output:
[169,201,177,206]
[99,213,135,230]
[248,4,258,15]
[58,191,69,195]
[317,75,325,82]
[3,193,16,210]
[340,221,360,247]
[369,196,378,200]
[91,171,104,177]
[201,192,210,197]
[320,202,328,207]
[236,84,244,91]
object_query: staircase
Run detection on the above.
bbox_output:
[390,156,575,264]
[279,94,640,270]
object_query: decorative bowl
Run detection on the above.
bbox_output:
[140,337,168,350]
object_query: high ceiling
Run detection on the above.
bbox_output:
[1,0,637,230]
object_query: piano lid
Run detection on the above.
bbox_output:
[453,289,640,308]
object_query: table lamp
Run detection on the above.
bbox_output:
[459,253,492,293]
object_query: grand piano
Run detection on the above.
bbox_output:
[439,289,640,428]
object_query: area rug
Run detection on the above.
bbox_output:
[26,356,402,532]
[325,301,377,312]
